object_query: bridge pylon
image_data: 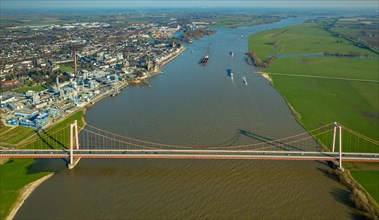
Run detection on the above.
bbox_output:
[68,120,81,169]
[338,124,343,171]
[332,122,343,170]
[332,122,337,152]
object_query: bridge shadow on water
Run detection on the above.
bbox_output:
[206,130,242,148]
[329,184,364,219]
[316,166,365,219]
[25,158,68,174]
[331,187,352,205]
[238,129,305,151]
[204,129,313,151]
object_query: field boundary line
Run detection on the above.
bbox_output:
[257,72,379,83]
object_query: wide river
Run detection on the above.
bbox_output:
[16,18,363,219]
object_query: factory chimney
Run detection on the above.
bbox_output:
[74,51,77,76]
[56,76,60,88]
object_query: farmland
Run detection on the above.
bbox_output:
[248,20,379,205]
[248,22,378,142]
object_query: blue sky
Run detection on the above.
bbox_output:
[2,0,378,9]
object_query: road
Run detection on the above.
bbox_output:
[1,149,379,162]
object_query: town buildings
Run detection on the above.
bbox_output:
[0,18,197,129]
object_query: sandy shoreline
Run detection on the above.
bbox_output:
[6,173,54,220]
[255,71,273,83]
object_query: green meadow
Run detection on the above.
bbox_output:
[0,126,12,135]
[13,85,48,93]
[269,57,379,143]
[248,22,379,148]
[0,109,85,220]
[0,126,35,146]
[248,22,377,60]
[350,170,379,203]
[249,22,379,205]
[0,159,51,220]
[58,64,75,73]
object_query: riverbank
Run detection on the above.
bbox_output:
[0,46,186,220]
[337,169,379,218]
[257,71,272,83]
[256,53,379,220]
[158,45,186,68]
[1,109,87,220]
[248,21,379,216]
[249,22,379,142]
[133,46,186,84]
[0,159,52,220]
[11,17,372,219]
[6,173,54,220]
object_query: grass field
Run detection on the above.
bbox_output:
[269,57,379,80]
[248,22,378,60]
[268,57,379,145]
[0,109,85,220]
[45,109,85,134]
[248,21,379,206]
[350,170,379,203]
[212,17,281,28]
[13,85,48,93]
[0,126,12,136]
[248,22,379,149]
[0,126,36,146]
[0,159,51,220]
[58,64,74,73]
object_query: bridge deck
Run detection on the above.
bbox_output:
[1,149,378,162]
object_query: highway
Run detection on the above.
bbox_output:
[1,149,379,162]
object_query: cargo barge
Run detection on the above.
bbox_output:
[199,55,209,65]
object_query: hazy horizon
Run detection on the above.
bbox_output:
[2,0,378,9]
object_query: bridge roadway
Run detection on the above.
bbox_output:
[1,149,379,162]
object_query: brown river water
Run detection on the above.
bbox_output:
[15,18,364,219]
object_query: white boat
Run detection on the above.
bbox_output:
[242,77,247,85]
[228,69,234,78]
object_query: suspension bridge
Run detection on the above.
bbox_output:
[0,121,378,169]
